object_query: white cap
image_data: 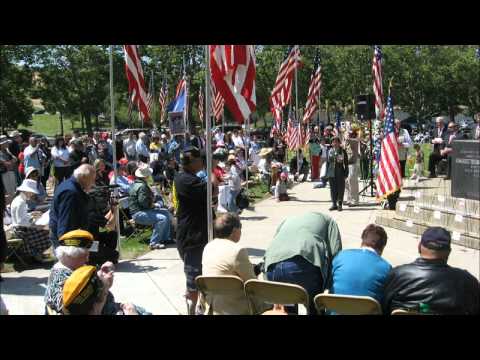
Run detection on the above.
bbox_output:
[135,166,153,178]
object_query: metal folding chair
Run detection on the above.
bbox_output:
[314,293,382,315]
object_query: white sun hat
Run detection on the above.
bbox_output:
[16,179,40,194]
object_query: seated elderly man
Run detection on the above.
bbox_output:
[44,229,149,315]
[128,166,172,250]
[264,212,342,314]
[202,213,258,315]
[330,224,392,303]
[383,227,479,315]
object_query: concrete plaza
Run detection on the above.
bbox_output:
[1,180,478,315]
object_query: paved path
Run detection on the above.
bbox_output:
[1,181,479,315]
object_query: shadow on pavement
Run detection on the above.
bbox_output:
[403,186,436,191]
[246,248,266,257]
[0,276,48,296]
[240,216,268,221]
[115,260,165,273]
[289,197,331,203]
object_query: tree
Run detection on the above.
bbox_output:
[0,45,35,131]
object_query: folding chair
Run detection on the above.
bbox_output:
[5,238,28,266]
[391,308,421,315]
[244,279,310,315]
[314,293,382,315]
[195,275,248,315]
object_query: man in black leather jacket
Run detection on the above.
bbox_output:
[383,227,479,315]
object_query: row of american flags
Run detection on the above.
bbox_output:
[123,44,400,200]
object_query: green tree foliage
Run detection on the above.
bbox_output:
[2,45,479,133]
[0,45,35,131]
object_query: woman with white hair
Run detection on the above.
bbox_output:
[10,179,51,262]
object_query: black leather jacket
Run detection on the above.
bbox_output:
[383,258,479,315]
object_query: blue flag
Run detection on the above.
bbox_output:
[167,87,186,113]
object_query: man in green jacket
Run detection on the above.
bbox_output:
[129,166,171,250]
[264,212,342,314]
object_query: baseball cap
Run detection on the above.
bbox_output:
[421,227,451,251]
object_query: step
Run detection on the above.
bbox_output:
[375,213,480,250]
[404,193,479,217]
[395,203,480,234]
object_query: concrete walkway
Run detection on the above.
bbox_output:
[1,181,479,315]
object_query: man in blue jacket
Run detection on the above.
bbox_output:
[49,164,96,248]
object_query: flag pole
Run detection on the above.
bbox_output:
[245,115,249,192]
[295,46,300,179]
[109,45,121,255]
[205,45,213,243]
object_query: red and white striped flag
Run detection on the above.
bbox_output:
[286,110,302,151]
[270,46,301,135]
[158,78,168,124]
[303,124,311,148]
[376,94,402,199]
[372,46,385,121]
[146,75,154,119]
[210,45,256,124]
[212,86,225,123]
[303,54,321,124]
[198,86,204,123]
[123,45,150,123]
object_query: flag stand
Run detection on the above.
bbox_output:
[205,45,213,243]
[109,45,121,255]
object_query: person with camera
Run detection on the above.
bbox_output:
[173,146,211,315]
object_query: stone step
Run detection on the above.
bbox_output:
[395,203,480,234]
[375,214,480,250]
[407,193,479,217]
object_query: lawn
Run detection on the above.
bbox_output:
[19,113,113,137]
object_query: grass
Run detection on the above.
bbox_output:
[19,113,113,137]
[119,229,152,260]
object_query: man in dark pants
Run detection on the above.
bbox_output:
[440,122,467,180]
[174,146,212,315]
[326,137,349,211]
[428,117,449,178]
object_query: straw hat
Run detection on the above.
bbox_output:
[135,166,153,178]
[258,147,273,157]
[16,179,40,194]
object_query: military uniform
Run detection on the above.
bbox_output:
[326,146,349,210]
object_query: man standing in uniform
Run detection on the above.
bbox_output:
[174,146,211,314]
[344,126,360,207]
[326,136,349,211]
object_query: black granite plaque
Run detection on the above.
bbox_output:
[451,140,480,200]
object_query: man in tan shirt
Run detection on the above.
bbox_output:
[202,213,257,314]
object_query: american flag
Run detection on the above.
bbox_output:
[303,53,322,123]
[123,45,150,123]
[198,86,204,123]
[303,124,311,148]
[286,110,302,150]
[212,85,225,123]
[270,46,301,135]
[372,45,385,121]
[176,78,186,98]
[210,45,256,124]
[127,90,135,121]
[146,74,154,120]
[158,78,168,124]
[375,94,402,199]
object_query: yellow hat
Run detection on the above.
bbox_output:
[59,229,94,248]
[62,265,99,313]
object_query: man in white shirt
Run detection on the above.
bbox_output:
[123,131,137,161]
[395,119,413,178]
[202,213,258,315]
[135,132,149,163]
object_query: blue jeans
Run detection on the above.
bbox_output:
[227,189,240,213]
[132,209,171,246]
[266,256,324,315]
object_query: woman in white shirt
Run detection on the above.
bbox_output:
[225,155,242,214]
[10,179,51,262]
[51,136,71,185]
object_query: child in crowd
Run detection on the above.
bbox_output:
[275,172,290,202]
[410,144,423,183]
